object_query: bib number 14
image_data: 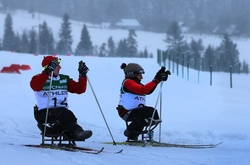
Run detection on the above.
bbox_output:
[52,97,68,107]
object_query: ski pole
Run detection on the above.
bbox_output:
[87,76,117,145]
[159,82,163,143]
[42,71,53,145]
[147,81,164,135]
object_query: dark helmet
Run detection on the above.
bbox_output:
[120,63,145,77]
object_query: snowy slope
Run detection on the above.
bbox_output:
[0,52,250,165]
[0,10,250,165]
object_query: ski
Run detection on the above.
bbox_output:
[150,141,223,149]
[23,144,104,154]
[71,145,123,154]
[61,146,104,154]
[104,141,223,149]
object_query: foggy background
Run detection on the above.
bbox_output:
[1,0,250,36]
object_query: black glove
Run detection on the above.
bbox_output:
[44,58,59,75]
[161,70,171,81]
[153,66,166,83]
[153,66,171,83]
[78,61,89,77]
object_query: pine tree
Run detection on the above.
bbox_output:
[99,43,106,57]
[242,61,249,74]
[39,21,54,54]
[47,32,55,54]
[189,38,204,70]
[203,45,216,71]
[164,21,185,61]
[2,13,16,51]
[217,33,239,72]
[14,32,21,52]
[127,29,138,57]
[116,39,127,57]
[56,13,72,55]
[29,29,38,54]
[138,51,143,58]
[139,47,149,58]
[107,36,115,57]
[20,31,30,53]
[75,24,93,56]
[149,53,153,58]
[143,47,149,58]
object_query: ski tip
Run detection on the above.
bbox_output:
[215,141,223,146]
[100,147,105,152]
[115,149,123,154]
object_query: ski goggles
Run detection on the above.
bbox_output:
[126,69,145,76]
[134,69,145,75]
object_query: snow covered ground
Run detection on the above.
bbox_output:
[0,10,250,165]
[0,52,250,165]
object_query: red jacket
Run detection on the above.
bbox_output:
[30,71,87,94]
[122,78,158,95]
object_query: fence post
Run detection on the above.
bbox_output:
[168,51,171,71]
[198,65,200,84]
[157,49,161,66]
[163,50,167,67]
[176,55,179,76]
[172,54,175,74]
[210,65,212,86]
[238,63,241,74]
[230,65,233,88]
[182,53,184,78]
[187,55,190,81]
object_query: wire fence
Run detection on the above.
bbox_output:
[156,49,249,89]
